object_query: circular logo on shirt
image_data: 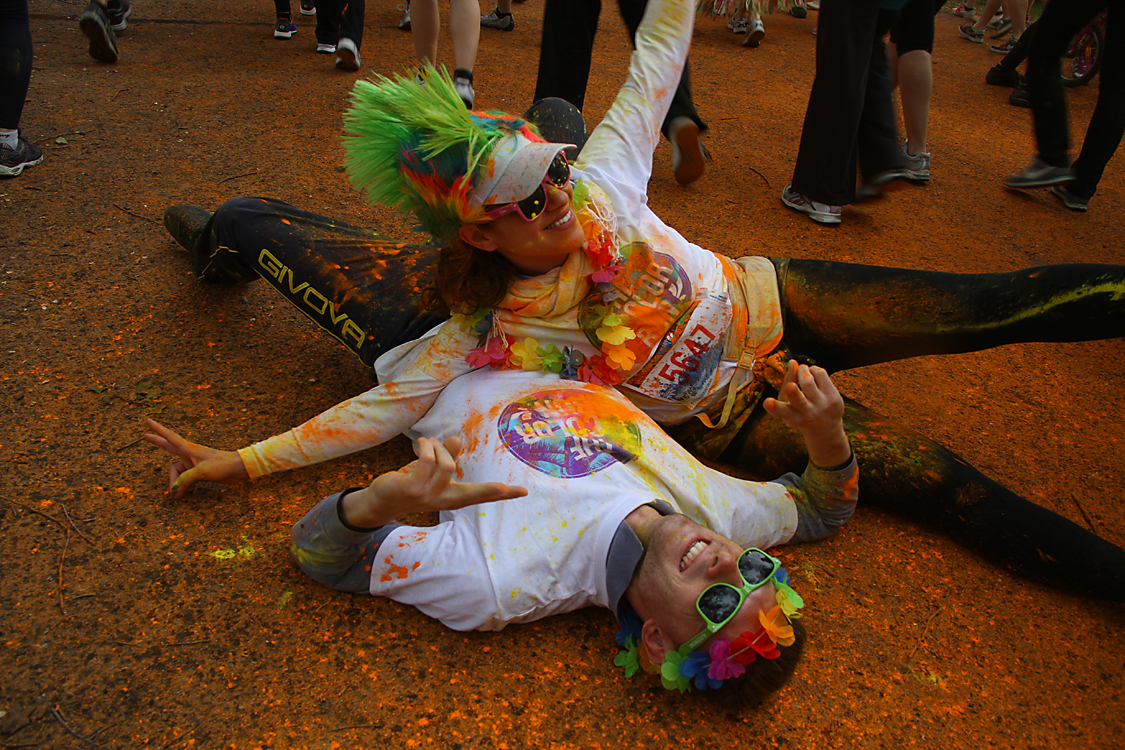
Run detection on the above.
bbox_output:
[497,389,642,478]
[577,243,693,350]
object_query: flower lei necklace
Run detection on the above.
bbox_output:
[463,179,639,385]
[613,570,804,693]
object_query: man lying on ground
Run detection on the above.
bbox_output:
[150,361,854,707]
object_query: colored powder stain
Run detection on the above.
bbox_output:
[379,556,421,582]
[276,591,293,609]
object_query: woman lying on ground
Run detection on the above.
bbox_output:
[151,0,1125,611]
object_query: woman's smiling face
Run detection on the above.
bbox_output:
[459,181,587,276]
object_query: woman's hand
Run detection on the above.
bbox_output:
[143,419,250,499]
[340,436,528,529]
[763,360,852,469]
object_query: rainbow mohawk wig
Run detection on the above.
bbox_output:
[343,63,540,249]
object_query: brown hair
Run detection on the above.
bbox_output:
[706,618,807,710]
[420,236,520,313]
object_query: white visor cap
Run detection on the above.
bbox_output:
[468,132,575,211]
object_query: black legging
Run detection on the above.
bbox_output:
[186,196,1125,601]
[0,0,33,130]
[714,259,1125,600]
[533,0,706,139]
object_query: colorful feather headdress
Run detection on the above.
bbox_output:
[343,63,540,248]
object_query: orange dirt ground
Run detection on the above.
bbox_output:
[2,1,1123,747]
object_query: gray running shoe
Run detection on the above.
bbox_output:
[0,136,44,178]
[106,0,131,31]
[855,167,912,202]
[80,2,118,63]
[958,24,985,43]
[1004,157,1075,189]
[991,36,1018,54]
[481,9,514,30]
[1050,185,1090,212]
[398,3,411,30]
[901,143,931,182]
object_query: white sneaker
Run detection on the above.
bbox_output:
[781,185,842,225]
[480,9,514,30]
[744,20,765,47]
[335,37,360,71]
[316,42,336,53]
[397,3,411,30]
[454,76,475,108]
[669,116,706,186]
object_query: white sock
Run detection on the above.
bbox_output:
[0,131,19,150]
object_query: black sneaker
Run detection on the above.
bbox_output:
[990,37,1018,55]
[985,64,1023,87]
[80,2,118,63]
[163,205,213,253]
[300,0,316,14]
[1050,185,1090,212]
[0,136,44,178]
[1004,157,1075,189]
[1009,81,1031,107]
[106,0,131,32]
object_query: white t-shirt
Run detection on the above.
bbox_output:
[369,369,801,631]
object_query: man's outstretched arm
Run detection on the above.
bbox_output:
[340,436,527,529]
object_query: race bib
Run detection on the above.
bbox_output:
[628,291,732,403]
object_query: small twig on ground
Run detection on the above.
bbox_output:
[72,593,97,600]
[22,185,42,191]
[332,723,384,732]
[109,640,140,647]
[747,164,771,188]
[111,89,128,101]
[57,528,71,615]
[114,436,145,453]
[907,607,942,660]
[164,639,211,647]
[218,170,258,186]
[48,707,100,748]
[112,203,158,224]
[158,723,198,750]
[60,503,97,546]
[6,499,98,547]
[1070,493,1098,533]
[5,499,65,530]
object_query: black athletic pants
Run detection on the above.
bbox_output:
[533,0,706,138]
[0,0,32,130]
